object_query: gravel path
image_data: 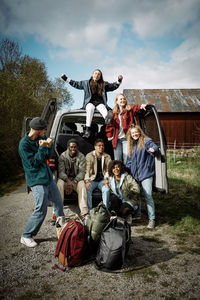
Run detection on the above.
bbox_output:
[0,183,200,300]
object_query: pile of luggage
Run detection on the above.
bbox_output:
[54,202,131,272]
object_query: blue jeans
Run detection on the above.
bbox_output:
[140,177,155,220]
[114,138,128,164]
[22,181,64,238]
[87,180,110,211]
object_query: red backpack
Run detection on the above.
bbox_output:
[55,220,87,268]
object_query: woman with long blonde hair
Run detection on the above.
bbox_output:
[106,93,147,164]
[126,124,159,229]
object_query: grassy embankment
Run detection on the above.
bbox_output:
[137,148,200,258]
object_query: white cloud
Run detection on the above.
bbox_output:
[0,0,200,90]
[1,0,199,48]
[132,0,200,38]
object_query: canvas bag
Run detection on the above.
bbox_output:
[86,202,110,243]
[55,220,87,268]
[95,217,131,272]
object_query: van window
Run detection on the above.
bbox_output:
[55,114,114,159]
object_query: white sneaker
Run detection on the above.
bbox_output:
[147,220,155,229]
[20,236,37,247]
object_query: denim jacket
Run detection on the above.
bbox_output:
[126,138,159,182]
[68,79,120,109]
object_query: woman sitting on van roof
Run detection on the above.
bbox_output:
[61,69,123,138]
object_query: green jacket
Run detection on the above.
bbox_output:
[18,132,53,187]
[58,149,86,182]
[109,173,140,206]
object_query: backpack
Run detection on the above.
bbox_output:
[95,217,131,272]
[86,202,110,243]
[55,220,87,268]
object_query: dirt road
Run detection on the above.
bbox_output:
[0,183,199,299]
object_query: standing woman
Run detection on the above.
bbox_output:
[61,70,123,138]
[106,93,147,164]
[126,125,159,229]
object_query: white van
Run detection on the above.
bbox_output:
[22,98,168,205]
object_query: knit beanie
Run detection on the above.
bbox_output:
[29,117,47,130]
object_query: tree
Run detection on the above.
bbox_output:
[0,38,73,182]
[51,78,73,109]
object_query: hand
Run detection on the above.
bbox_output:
[118,75,123,83]
[39,139,52,147]
[65,186,73,195]
[148,148,155,153]
[128,190,135,199]
[61,74,67,81]
[141,104,147,110]
[85,182,91,190]
[66,178,74,187]
[39,140,48,146]
[65,179,74,194]
[103,179,109,186]
[46,138,53,147]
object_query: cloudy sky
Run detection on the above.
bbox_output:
[0,0,200,108]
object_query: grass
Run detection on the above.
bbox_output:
[154,149,200,227]
[141,235,162,243]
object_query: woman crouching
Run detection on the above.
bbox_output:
[108,160,140,224]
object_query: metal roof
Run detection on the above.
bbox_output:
[123,89,200,113]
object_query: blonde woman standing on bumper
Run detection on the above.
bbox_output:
[126,125,159,229]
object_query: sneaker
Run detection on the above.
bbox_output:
[105,110,113,125]
[20,236,37,247]
[147,219,155,229]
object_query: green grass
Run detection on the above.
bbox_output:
[141,235,162,243]
[173,216,200,234]
[154,150,200,227]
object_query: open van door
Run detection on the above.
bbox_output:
[136,104,168,193]
[21,98,57,193]
[21,98,57,138]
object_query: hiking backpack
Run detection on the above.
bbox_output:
[86,202,111,243]
[55,220,87,268]
[95,217,131,272]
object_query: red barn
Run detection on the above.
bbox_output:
[123,89,200,149]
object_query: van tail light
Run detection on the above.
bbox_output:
[47,156,56,171]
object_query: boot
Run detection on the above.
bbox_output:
[83,127,91,138]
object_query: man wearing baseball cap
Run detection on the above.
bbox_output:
[18,117,65,247]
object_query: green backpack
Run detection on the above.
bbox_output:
[86,202,110,243]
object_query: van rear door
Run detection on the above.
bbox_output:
[136,104,168,193]
[21,98,57,138]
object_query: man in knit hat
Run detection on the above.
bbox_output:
[18,117,65,247]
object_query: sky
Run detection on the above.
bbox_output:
[0,0,200,109]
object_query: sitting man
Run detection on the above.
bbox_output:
[84,138,111,211]
[57,139,88,220]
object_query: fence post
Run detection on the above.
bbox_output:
[173,140,176,162]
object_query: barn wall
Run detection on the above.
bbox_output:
[159,112,200,148]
